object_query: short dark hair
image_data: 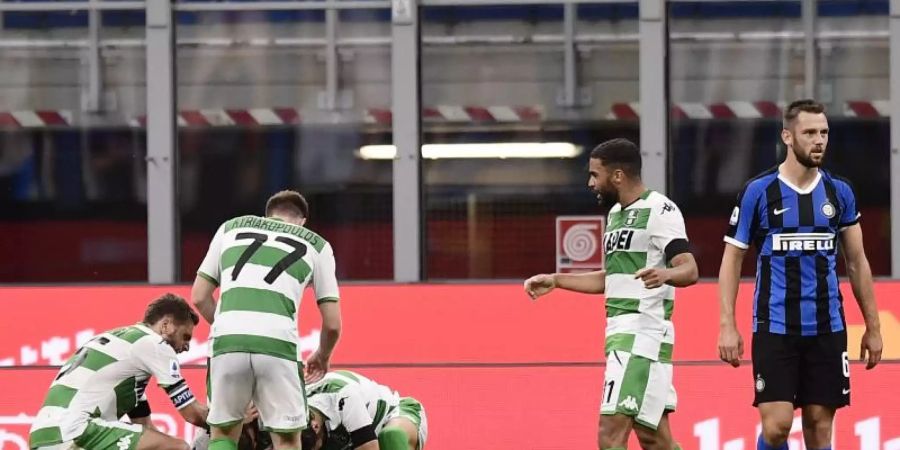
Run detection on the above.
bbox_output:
[143,293,199,326]
[265,190,309,219]
[589,138,642,178]
[783,99,826,128]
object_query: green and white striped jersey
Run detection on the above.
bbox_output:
[29,324,194,447]
[306,370,400,436]
[603,190,688,363]
[197,215,340,362]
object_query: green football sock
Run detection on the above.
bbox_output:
[378,428,409,450]
[208,438,237,450]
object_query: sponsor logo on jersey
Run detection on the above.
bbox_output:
[604,229,635,254]
[772,233,835,252]
[618,396,639,412]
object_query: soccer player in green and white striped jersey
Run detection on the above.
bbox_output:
[29,294,209,450]
[300,370,427,450]
[524,139,698,450]
[191,190,342,450]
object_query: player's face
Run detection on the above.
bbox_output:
[307,410,325,450]
[587,158,619,207]
[160,318,193,354]
[784,111,828,168]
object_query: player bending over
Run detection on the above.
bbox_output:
[301,370,427,450]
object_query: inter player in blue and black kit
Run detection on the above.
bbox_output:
[716,99,883,450]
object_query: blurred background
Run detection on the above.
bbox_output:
[0,0,893,284]
[1,1,899,448]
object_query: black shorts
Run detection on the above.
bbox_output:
[751,331,850,408]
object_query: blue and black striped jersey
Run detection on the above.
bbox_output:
[724,167,860,335]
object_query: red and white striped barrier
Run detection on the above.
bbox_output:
[843,100,890,118]
[365,105,545,125]
[0,111,71,128]
[608,101,786,120]
[129,108,301,127]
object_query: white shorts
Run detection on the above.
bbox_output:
[600,350,677,430]
[207,352,307,432]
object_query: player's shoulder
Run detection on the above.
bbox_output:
[644,191,681,213]
[130,325,177,357]
[741,166,779,197]
[299,226,331,252]
[819,169,856,194]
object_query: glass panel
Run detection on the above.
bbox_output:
[176,8,393,281]
[669,0,889,277]
[0,6,147,282]
[817,0,890,275]
[422,2,640,279]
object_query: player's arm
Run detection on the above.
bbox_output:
[838,184,882,369]
[524,270,606,300]
[306,243,342,382]
[138,339,209,427]
[127,400,158,431]
[339,389,379,450]
[718,184,758,367]
[192,224,226,324]
[637,201,697,289]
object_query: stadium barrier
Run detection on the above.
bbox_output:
[1,282,898,449]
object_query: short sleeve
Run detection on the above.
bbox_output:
[135,338,196,410]
[313,243,340,304]
[197,223,227,286]
[650,200,689,255]
[724,183,761,250]
[836,179,861,230]
[336,387,373,434]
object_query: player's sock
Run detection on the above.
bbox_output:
[378,428,409,450]
[757,434,788,450]
[208,437,238,450]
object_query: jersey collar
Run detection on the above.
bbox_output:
[777,171,821,195]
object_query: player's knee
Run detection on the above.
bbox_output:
[597,417,628,448]
[634,427,667,449]
[801,415,833,443]
[760,416,792,445]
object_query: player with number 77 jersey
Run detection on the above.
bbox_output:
[191,190,343,450]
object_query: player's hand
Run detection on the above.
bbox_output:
[524,274,556,300]
[718,325,744,368]
[634,268,670,289]
[243,403,259,424]
[304,349,330,383]
[860,328,883,370]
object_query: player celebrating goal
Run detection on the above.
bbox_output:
[191,190,343,450]
[29,294,208,450]
[524,138,698,450]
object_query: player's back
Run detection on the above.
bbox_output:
[307,370,400,429]
[30,324,175,446]
[603,190,687,362]
[198,215,339,361]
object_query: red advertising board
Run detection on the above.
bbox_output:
[1,283,899,449]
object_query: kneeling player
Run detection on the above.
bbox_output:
[301,370,427,450]
[29,294,208,450]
